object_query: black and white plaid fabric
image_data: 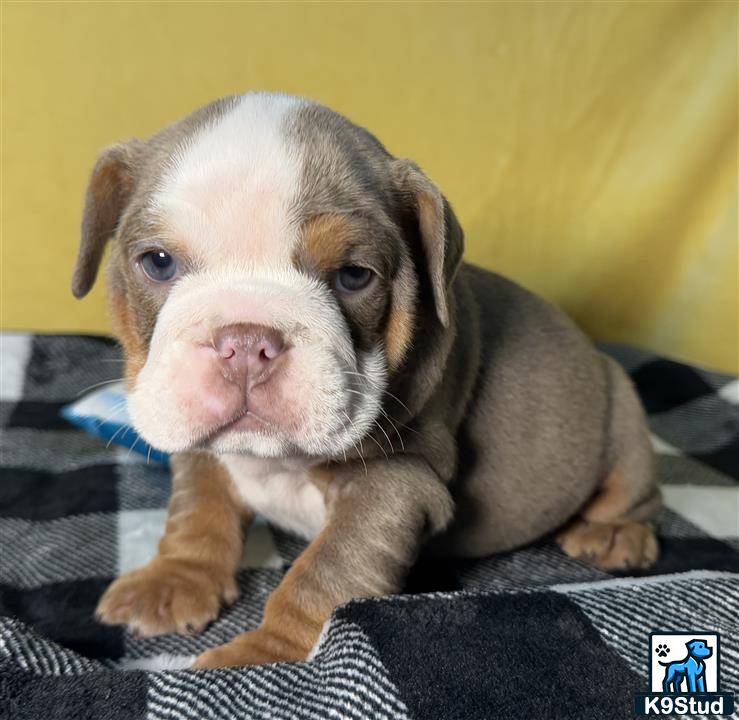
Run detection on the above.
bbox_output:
[1,333,737,719]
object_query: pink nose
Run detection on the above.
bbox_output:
[212,323,286,388]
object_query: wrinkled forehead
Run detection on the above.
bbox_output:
[147,94,392,270]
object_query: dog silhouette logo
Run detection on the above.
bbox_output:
[659,638,712,693]
[634,632,735,716]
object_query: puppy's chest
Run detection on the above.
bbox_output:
[221,456,327,540]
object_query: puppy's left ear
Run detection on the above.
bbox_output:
[391,160,464,327]
[72,140,143,299]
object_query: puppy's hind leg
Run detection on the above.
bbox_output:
[557,356,661,571]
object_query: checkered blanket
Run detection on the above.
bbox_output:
[1,333,737,720]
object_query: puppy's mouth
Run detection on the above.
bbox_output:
[207,406,276,441]
[218,399,353,442]
[193,372,379,459]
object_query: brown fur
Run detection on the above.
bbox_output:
[107,281,147,388]
[193,533,333,666]
[384,303,414,372]
[557,518,659,570]
[95,453,248,636]
[298,214,356,274]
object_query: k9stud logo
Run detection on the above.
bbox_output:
[634,632,735,716]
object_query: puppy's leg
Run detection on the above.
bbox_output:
[558,357,661,571]
[96,453,248,636]
[193,458,454,667]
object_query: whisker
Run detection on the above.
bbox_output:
[333,414,349,464]
[90,399,128,431]
[126,436,141,460]
[105,424,130,449]
[379,408,405,451]
[341,410,373,469]
[344,386,419,445]
[344,386,417,438]
[374,402,420,436]
[341,371,413,415]
[373,418,395,457]
[367,431,389,461]
[246,410,273,428]
[343,408,388,461]
[380,390,412,416]
[341,422,367,475]
[76,377,125,397]
[356,442,368,476]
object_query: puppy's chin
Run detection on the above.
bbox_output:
[204,412,343,459]
[207,429,292,458]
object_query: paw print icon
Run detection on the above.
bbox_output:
[655,644,670,658]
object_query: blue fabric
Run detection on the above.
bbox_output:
[60,383,169,466]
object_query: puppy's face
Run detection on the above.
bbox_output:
[73,94,462,460]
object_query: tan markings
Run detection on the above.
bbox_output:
[193,530,333,666]
[108,289,147,389]
[383,246,417,373]
[415,187,448,325]
[298,214,354,273]
[556,465,661,570]
[557,518,658,571]
[95,453,248,637]
[385,303,414,372]
[580,466,637,524]
[308,464,336,494]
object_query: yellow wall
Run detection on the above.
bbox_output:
[2,1,736,372]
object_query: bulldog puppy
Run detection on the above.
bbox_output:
[73,93,661,668]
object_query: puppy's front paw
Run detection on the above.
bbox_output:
[557,519,659,571]
[96,557,238,637]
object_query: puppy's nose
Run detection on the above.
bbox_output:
[212,323,285,387]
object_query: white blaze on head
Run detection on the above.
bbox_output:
[128,93,387,459]
[153,93,304,270]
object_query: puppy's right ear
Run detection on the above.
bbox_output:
[72,141,142,299]
[390,159,464,328]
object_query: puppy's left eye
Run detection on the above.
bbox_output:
[335,266,374,293]
[140,250,178,283]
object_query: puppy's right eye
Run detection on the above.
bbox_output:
[334,266,374,294]
[140,250,178,283]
